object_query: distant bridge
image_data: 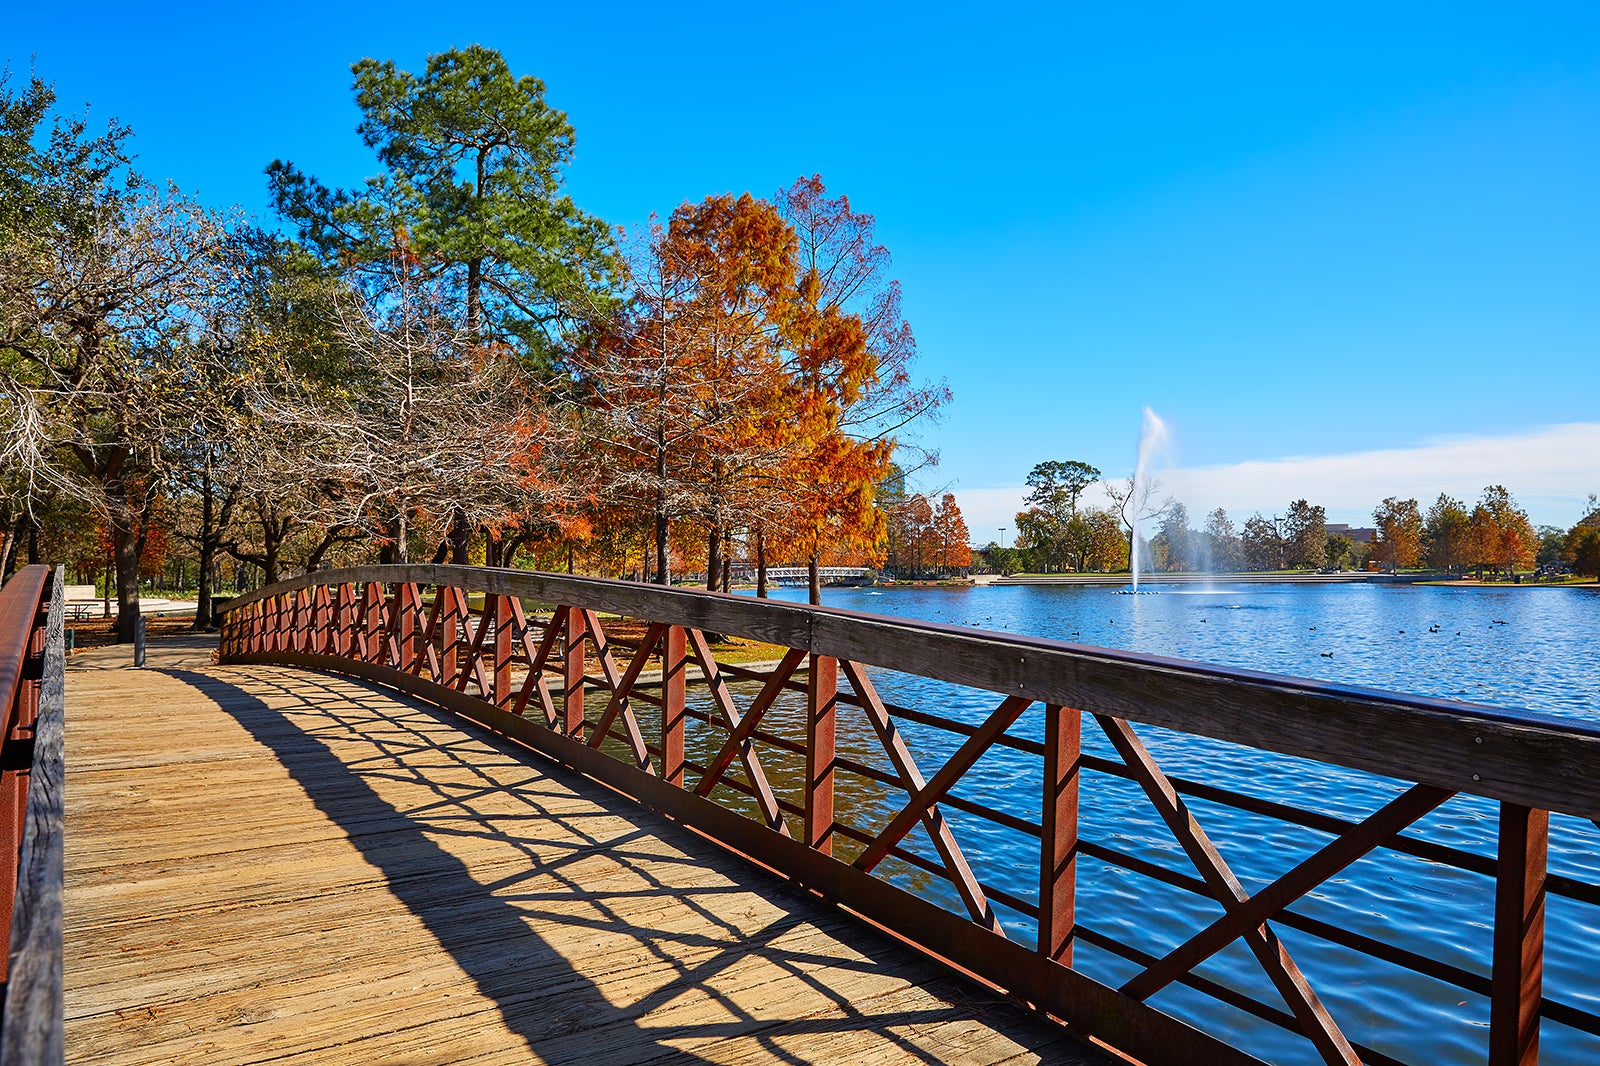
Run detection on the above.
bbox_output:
[761,566,876,587]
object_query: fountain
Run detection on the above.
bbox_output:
[1119,406,1169,594]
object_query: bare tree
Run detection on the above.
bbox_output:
[1,175,238,640]
[249,253,568,560]
[1103,475,1174,572]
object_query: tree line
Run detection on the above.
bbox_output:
[0,48,952,638]
[984,458,1599,581]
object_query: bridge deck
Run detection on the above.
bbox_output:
[62,637,1101,1065]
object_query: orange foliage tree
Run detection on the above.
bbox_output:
[932,494,972,574]
[764,176,947,602]
[573,195,797,586]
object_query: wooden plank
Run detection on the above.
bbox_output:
[59,638,1109,1066]
[1489,803,1548,1066]
[805,654,838,856]
[1039,703,1079,966]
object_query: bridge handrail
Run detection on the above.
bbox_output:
[0,566,64,1065]
[218,564,1600,819]
[216,564,1600,1065]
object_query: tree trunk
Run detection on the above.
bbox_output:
[706,526,722,592]
[105,475,142,644]
[449,507,471,565]
[654,511,669,585]
[193,486,216,631]
[0,514,20,578]
[755,527,768,598]
[808,550,821,606]
[721,531,732,594]
[466,257,483,341]
[195,538,216,631]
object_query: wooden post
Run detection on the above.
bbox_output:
[314,585,333,655]
[333,584,352,657]
[806,654,838,855]
[660,625,687,786]
[1490,802,1547,1066]
[439,587,461,684]
[1039,703,1080,965]
[360,584,381,664]
[563,606,587,739]
[294,590,306,652]
[393,584,416,672]
[491,594,513,708]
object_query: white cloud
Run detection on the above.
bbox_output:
[956,423,1600,541]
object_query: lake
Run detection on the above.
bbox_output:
[685,581,1600,1065]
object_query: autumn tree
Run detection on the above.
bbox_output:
[574,196,796,587]
[1241,514,1283,571]
[1153,502,1192,572]
[931,493,972,574]
[1083,509,1127,572]
[1423,494,1471,573]
[269,45,616,352]
[769,176,946,602]
[1465,485,1537,579]
[1568,521,1600,581]
[1282,499,1327,570]
[1324,532,1354,571]
[1013,506,1066,573]
[1202,507,1242,572]
[1371,497,1423,572]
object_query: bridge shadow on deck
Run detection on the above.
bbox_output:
[161,661,1096,1065]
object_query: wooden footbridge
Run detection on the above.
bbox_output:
[2,564,1598,1065]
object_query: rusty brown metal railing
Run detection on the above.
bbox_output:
[218,564,1600,1066]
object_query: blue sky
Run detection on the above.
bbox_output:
[9,3,1598,534]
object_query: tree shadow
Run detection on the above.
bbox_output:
[159,663,1099,1065]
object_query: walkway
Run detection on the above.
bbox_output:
[62,637,1104,1065]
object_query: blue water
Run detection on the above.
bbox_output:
[685,581,1600,1065]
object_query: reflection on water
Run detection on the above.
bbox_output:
[597,582,1600,1065]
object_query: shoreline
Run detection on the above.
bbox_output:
[989,572,1596,588]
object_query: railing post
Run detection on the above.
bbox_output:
[333,583,353,657]
[805,654,838,855]
[1490,802,1547,1066]
[660,625,686,785]
[1039,703,1080,966]
[438,587,461,683]
[393,584,416,672]
[563,606,587,739]
[491,594,513,708]
[290,591,302,652]
[357,584,379,663]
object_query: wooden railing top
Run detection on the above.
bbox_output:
[219,564,1600,821]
